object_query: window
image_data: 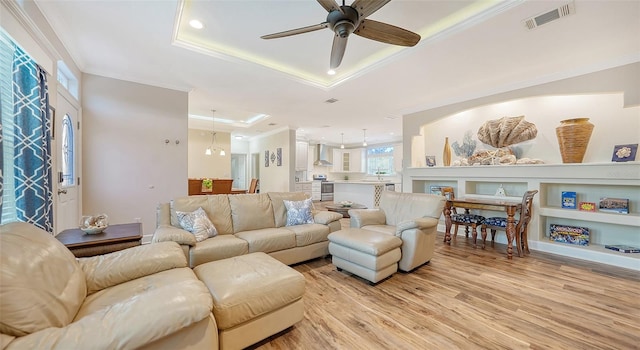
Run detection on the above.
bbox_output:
[366,146,395,176]
[61,114,75,187]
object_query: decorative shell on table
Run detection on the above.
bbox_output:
[80,214,109,234]
[477,116,538,148]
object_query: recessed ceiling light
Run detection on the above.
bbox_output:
[235,135,243,140]
[327,69,336,75]
[189,20,203,29]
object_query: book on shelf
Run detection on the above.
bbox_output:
[561,191,577,209]
[549,224,589,246]
[579,202,596,212]
[598,197,629,214]
[604,245,640,253]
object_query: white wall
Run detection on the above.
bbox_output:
[82,74,188,239]
[404,62,640,168]
[187,128,231,178]
[249,128,295,192]
[419,93,639,165]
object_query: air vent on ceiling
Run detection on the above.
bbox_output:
[524,1,575,30]
[324,98,338,104]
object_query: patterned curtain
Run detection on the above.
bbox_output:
[12,45,53,232]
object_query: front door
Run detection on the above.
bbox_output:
[54,91,80,232]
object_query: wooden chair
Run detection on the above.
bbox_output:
[446,187,486,247]
[211,179,233,194]
[248,178,259,193]
[481,190,538,256]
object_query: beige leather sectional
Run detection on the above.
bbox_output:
[153,192,344,267]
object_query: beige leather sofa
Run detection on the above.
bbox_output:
[0,222,218,349]
[349,191,446,272]
[153,192,343,267]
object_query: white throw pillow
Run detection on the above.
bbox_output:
[176,207,218,242]
[284,198,315,226]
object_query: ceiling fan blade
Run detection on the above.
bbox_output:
[317,0,344,14]
[351,0,390,18]
[261,22,329,39]
[354,19,420,46]
[330,35,348,69]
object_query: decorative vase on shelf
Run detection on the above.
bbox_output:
[555,118,594,163]
[443,137,452,167]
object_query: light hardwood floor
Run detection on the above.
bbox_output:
[252,211,639,349]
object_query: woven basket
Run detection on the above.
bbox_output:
[556,118,594,163]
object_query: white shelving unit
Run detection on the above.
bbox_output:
[404,162,640,270]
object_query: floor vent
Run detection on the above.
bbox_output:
[524,1,575,30]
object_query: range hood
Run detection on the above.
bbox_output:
[314,144,333,166]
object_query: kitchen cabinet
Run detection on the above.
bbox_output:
[405,163,640,271]
[295,141,308,171]
[294,181,312,198]
[332,148,365,173]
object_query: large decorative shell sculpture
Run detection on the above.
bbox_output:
[477,115,537,148]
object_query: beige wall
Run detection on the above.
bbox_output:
[250,128,296,192]
[187,128,231,179]
[82,74,188,238]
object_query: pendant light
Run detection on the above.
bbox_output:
[205,109,226,156]
[340,133,345,149]
[362,129,367,147]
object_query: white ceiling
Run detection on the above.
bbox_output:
[34,0,640,146]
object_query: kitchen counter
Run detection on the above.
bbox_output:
[334,182,392,208]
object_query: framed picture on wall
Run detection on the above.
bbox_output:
[611,144,638,162]
[264,150,270,167]
[276,148,282,166]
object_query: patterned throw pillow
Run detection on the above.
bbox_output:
[175,207,218,242]
[284,198,314,226]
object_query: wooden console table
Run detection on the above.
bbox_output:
[444,198,522,259]
[56,223,142,257]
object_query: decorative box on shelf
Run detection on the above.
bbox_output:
[549,224,590,246]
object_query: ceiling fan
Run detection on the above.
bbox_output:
[260,0,421,69]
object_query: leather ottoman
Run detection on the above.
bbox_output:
[328,228,402,284]
[194,252,305,350]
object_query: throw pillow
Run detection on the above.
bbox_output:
[284,198,314,226]
[175,207,218,242]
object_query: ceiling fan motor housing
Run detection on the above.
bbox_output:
[327,6,359,38]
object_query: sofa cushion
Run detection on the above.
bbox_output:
[176,207,218,242]
[0,222,87,337]
[268,192,310,227]
[171,195,234,235]
[229,193,275,233]
[284,198,314,226]
[284,224,330,247]
[189,235,249,267]
[379,191,445,226]
[235,228,296,253]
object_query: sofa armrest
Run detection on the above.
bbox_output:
[349,209,386,228]
[395,217,439,236]
[5,279,213,349]
[313,211,343,225]
[152,224,197,246]
[78,241,187,295]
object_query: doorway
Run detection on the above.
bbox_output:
[231,154,247,190]
[54,90,80,232]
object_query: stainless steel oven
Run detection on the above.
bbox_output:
[321,182,334,202]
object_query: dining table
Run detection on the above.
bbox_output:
[443,197,523,259]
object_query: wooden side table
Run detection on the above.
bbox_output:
[56,223,142,258]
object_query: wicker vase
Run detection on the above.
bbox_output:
[555,118,594,163]
[443,137,452,167]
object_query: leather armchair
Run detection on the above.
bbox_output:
[349,191,445,272]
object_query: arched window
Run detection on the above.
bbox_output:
[61,113,75,186]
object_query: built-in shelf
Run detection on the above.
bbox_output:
[404,162,640,270]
